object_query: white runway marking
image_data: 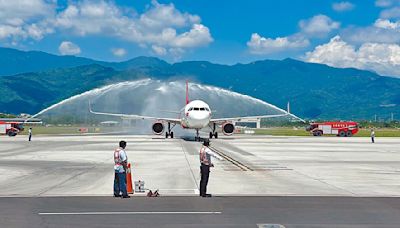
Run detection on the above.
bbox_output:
[38,211,222,215]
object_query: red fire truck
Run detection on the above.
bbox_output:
[0,121,24,136]
[306,121,359,137]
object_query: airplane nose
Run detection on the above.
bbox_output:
[191,112,209,120]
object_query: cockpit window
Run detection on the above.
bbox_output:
[205,107,210,111]
[200,108,205,111]
[194,107,199,111]
[188,107,193,111]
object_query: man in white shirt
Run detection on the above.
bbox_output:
[113,140,130,198]
[199,139,222,197]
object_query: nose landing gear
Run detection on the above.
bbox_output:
[195,129,201,141]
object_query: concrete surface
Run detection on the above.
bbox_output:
[1,196,400,228]
[0,135,400,196]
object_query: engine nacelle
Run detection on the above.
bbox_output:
[222,122,235,136]
[152,122,164,135]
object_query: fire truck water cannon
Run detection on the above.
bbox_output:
[306,121,359,137]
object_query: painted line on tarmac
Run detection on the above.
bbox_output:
[39,211,222,215]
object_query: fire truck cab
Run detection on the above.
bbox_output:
[0,121,24,136]
[306,121,359,137]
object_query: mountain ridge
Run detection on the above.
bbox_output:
[0,47,399,120]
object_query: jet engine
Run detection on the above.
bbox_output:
[152,122,164,135]
[222,122,235,135]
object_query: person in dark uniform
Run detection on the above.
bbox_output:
[28,128,32,141]
[371,129,375,143]
[199,139,222,197]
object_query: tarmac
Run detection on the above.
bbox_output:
[0,134,399,197]
[1,134,400,227]
[2,196,400,228]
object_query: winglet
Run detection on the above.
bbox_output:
[185,80,189,105]
[287,101,290,114]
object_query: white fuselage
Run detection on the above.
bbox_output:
[180,100,211,129]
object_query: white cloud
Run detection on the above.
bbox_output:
[299,15,340,37]
[0,0,54,21]
[58,41,81,55]
[375,0,400,7]
[151,45,167,55]
[53,0,212,56]
[305,36,400,77]
[0,0,55,42]
[139,0,200,30]
[341,18,400,44]
[380,6,400,19]
[332,2,355,12]
[247,33,309,55]
[247,14,338,55]
[0,0,212,57]
[374,18,400,29]
[111,48,127,57]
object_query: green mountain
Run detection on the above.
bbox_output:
[0,65,147,114]
[167,59,400,119]
[0,48,399,120]
[0,47,169,76]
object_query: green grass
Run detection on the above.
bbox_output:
[253,127,400,137]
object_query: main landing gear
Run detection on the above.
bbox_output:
[165,122,176,138]
[209,123,218,139]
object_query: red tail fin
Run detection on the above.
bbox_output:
[186,80,189,105]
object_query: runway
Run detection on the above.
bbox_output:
[0,134,399,197]
[1,134,400,227]
[2,196,400,227]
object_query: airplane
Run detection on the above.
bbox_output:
[89,81,295,141]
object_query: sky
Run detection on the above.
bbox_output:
[1,0,400,76]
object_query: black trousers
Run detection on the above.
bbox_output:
[200,164,210,196]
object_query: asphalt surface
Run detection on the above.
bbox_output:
[1,196,400,228]
[1,135,400,197]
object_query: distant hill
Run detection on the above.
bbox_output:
[0,64,145,114]
[167,59,400,119]
[0,47,399,119]
[0,47,170,76]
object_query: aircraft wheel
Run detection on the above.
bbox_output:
[166,132,169,138]
[214,132,218,139]
[209,132,213,139]
[170,132,174,138]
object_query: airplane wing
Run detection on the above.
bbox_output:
[89,103,181,124]
[210,102,305,123]
[210,113,290,123]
